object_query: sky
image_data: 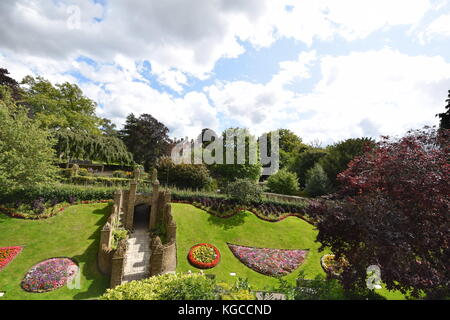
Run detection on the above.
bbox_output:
[1,0,450,145]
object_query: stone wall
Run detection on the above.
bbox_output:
[263,192,309,204]
[149,236,177,276]
[110,238,128,288]
[98,170,178,288]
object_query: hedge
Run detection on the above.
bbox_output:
[0,184,116,205]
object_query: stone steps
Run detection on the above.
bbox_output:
[122,230,151,283]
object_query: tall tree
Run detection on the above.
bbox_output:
[437,90,450,130]
[0,86,57,190]
[0,68,21,101]
[21,76,101,134]
[312,127,450,298]
[289,148,328,187]
[319,137,376,188]
[208,128,262,185]
[119,113,172,170]
[261,129,309,171]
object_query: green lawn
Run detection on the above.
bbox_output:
[172,203,406,299]
[0,203,110,300]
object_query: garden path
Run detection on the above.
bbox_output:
[122,229,151,283]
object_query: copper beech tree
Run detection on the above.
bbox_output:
[312,127,449,298]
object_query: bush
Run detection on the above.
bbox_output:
[112,170,131,179]
[266,169,300,195]
[304,164,332,197]
[68,175,131,187]
[289,149,328,188]
[0,184,116,205]
[225,179,263,205]
[101,273,255,300]
[157,157,212,190]
[101,273,217,300]
[319,138,375,187]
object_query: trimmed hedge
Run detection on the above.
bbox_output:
[0,184,116,205]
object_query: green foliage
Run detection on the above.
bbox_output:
[54,129,133,165]
[437,90,450,130]
[0,88,58,191]
[289,148,328,188]
[101,273,218,300]
[66,175,131,187]
[266,169,300,195]
[112,170,131,178]
[225,179,263,205]
[156,156,212,190]
[21,76,101,134]
[262,129,309,170]
[0,184,116,205]
[304,164,332,197]
[217,278,255,300]
[319,138,375,187]
[208,128,262,185]
[119,113,173,170]
[111,229,128,250]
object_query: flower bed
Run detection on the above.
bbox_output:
[0,246,23,271]
[176,200,316,225]
[320,254,349,277]
[188,243,221,269]
[228,243,308,277]
[21,258,79,293]
[0,200,112,220]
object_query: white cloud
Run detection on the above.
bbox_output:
[418,12,450,43]
[206,48,450,143]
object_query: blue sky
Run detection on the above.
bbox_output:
[1,0,450,145]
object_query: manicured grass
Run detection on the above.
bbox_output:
[172,203,328,290]
[0,203,110,300]
[172,203,406,299]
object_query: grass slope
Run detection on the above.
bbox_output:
[172,203,406,299]
[172,203,328,290]
[0,203,109,300]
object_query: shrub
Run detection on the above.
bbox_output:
[157,156,212,190]
[225,179,263,205]
[315,127,450,298]
[68,175,131,187]
[289,149,328,188]
[266,169,300,195]
[77,168,91,177]
[304,164,332,197]
[0,184,116,205]
[319,138,375,187]
[112,170,130,179]
[101,273,217,300]
[111,229,128,249]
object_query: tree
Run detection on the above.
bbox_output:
[437,90,450,130]
[305,164,332,197]
[0,86,57,190]
[0,68,21,101]
[313,127,450,298]
[119,113,173,170]
[156,156,212,190]
[260,129,308,171]
[100,118,119,137]
[319,138,375,188]
[208,128,262,185]
[21,76,101,134]
[289,148,328,187]
[266,169,300,195]
[54,129,133,165]
[226,179,263,205]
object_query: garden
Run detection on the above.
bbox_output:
[0,69,448,300]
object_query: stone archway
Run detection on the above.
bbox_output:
[133,203,150,231]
